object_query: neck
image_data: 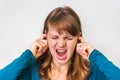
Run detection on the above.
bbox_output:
[51,60,70,73]
[48,62,69,80]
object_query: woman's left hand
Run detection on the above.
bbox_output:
[76,37,94,58]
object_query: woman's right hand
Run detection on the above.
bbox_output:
[29,34,48,59]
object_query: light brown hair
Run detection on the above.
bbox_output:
[37,6,90,80]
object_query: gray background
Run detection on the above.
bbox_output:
[0,0,120,68]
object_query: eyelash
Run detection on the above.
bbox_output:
[67,37,73,40]
[51,37,73,40]
[51,37,58,39]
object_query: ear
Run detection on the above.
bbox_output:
[77,36,85,43]
[79,32,82,36]
[43,29,47,34]
[77,37,81,43]
[77,32,82,43]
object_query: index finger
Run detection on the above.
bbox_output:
[40,34,47,40]
[78,37,85,43]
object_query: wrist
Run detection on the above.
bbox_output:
[88,47,94,56]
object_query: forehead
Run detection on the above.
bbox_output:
[48,24,71,35]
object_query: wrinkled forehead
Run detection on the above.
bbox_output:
[48,23,71,35]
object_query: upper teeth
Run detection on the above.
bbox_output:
[57,50,65,53]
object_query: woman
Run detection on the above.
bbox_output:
[0,6,120,80]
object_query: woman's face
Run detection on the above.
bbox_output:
[46,25,78,65]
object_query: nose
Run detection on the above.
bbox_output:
[57,38,66,47]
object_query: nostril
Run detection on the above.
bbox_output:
[58,43,66,47]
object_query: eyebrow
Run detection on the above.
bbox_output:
[49,35,58,36]
[49,35,73,37]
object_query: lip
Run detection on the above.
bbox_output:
[56,48,67,60]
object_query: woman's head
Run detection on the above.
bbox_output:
[43,6,82,65]
[39,6,90,80]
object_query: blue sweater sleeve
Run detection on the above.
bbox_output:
[0,49,35,80]
[89,49,120,80]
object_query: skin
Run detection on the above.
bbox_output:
[47,26,78,65]
[29,26,94,80]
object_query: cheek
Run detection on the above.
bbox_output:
[67,41,77,52]
[47,38,56,50]
[47,39,53,47]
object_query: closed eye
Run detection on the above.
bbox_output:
[50,36,58,39]
[66,37,73,40]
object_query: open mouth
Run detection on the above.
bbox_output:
[56,49,67,60]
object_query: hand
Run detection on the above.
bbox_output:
[29,34,48,59]
[76,37,94,58]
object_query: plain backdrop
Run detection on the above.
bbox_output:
[0,0,120,69]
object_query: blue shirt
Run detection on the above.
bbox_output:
[0,49,120,80]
